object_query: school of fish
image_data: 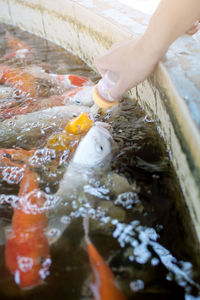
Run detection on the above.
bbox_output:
[0,33,125,299]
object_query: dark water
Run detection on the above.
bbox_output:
[0,24,199,300]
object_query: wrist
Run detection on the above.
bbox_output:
[135,35,162,68]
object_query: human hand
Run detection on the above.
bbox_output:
[94,39,159,100]
[186,20,200,35]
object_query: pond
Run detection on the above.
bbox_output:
[0,23,199,300]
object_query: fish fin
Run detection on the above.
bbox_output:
[83,216,91,245]
[45,216,71,245]
[0,222,10,245]
[1,224,12,244]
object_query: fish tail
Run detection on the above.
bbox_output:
[83,216,91,245]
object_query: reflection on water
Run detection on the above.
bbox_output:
[0,23,199,299]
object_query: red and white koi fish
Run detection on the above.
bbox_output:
[5,32,33,52]
[0,63,92,103]
[48,73,91,89]
[24,65,92,89]
[62,86,94,107]
[0,149,51,289]
[0,65,37,97]
[83,218,126,300]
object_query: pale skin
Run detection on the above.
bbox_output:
[94,0,200,99]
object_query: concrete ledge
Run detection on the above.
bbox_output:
[0,0,200,245]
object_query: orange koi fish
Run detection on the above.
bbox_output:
[0,65,37,97]
[83,218,126,300]
[5,32,33,52]
[5,167,51,289]
[87,243,126,300]
[46,112,93,153]
[1,150,51,289]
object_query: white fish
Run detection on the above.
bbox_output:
[46,123,114,243]
[0,105,90,146]
[56,124,113,198]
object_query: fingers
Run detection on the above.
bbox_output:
[94,40,132,76]
[186,20,200,35]
[93,38,153,100]
[94,54,113,74]
[109,77,127,100]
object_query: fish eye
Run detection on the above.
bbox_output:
[96,144,104,153]
[75,99,81,104]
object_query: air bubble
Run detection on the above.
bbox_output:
[60,216,71,225]
[143,115,154,123]
[17,256,33,272]
[130,280,144,291]
[59,150,70,165]
[0,194,19,206]
[151,257,159,266]
[29,148,56,167]
[114,192,140,209]
[39,258,52,280]
[2,166,24,184]
[46,228,61,238]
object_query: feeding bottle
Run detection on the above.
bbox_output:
[93,71,120,109]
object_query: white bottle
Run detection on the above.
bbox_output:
[97,71,120,103]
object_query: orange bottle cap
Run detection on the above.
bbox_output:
[92,85,119,109]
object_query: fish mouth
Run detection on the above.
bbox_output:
[94,121,111,131]
[93,121,113,139]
